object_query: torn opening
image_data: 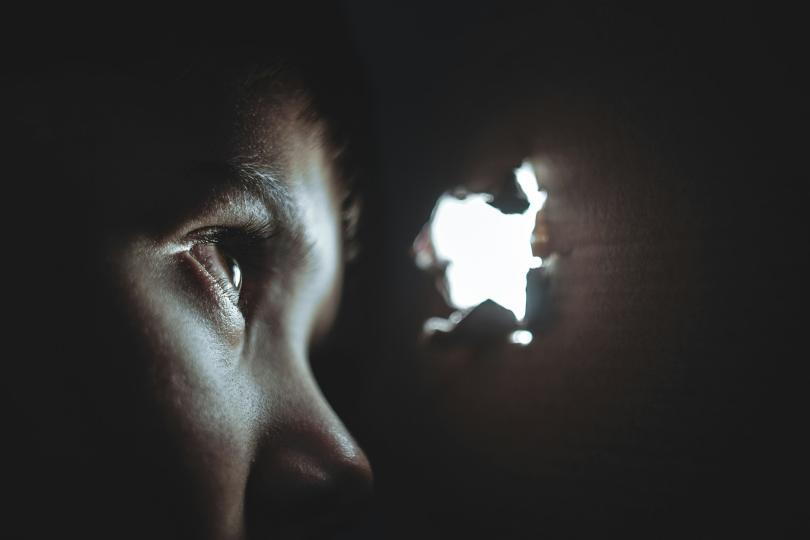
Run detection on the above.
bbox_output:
[413,161,547,324]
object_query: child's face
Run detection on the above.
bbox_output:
[74,71,372,539]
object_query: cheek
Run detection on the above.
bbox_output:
[110,241,264,535]
[119,239,262,429]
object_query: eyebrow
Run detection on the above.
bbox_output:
[194,154,350,263]
[228,159,300,230]
[223,159,317,266]
[167,158,308,251]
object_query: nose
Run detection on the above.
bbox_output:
[245,374,373,536]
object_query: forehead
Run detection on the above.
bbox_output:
[70,63,342,224]
[80,63,314,160]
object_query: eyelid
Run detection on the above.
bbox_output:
[184,220,280,281]
[182,191,277,238]
[186,217,278,247]
[188,243,242,308]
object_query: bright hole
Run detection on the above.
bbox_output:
[427,161,547,321]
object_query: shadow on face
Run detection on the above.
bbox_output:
[6,19,375,540]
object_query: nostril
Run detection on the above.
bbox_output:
[244,427,373,536]
[332,448,374,507]
[275,449,372,511]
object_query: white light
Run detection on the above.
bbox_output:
[427,161,546,321]
[508,329,534,346]
[414,249,433,270]
[423,317,456,334]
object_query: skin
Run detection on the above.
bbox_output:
[16,62,372,539]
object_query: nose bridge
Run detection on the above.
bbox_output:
[246,357,373,532]
[277,367,371,484]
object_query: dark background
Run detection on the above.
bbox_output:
[315,3,804,538]
[3,3,803,539]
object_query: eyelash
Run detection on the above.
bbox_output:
[188,216,277,248]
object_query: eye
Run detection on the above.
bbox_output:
[189,243,243,306]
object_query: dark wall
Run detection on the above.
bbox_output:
[318,4,803,538]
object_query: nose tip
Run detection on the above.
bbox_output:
[270,429,373,509]
[245,409,373,535]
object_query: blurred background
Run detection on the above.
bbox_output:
[315,3,803,538]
